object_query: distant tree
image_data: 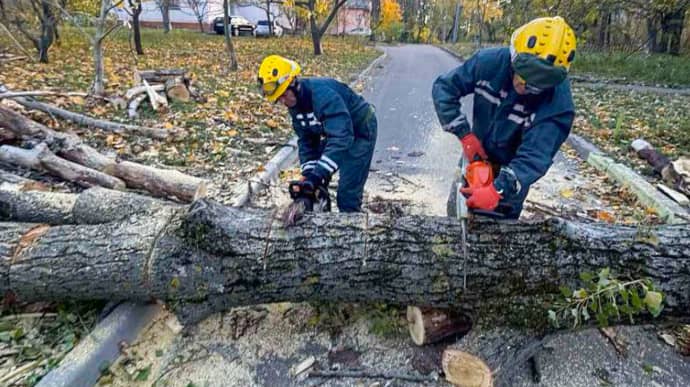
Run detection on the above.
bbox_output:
[126,0,144,55]
[222,0,238,71]
[1,0,58,62]
[155,0,172,32]
[285,0,349,55]
[185,0,208,32]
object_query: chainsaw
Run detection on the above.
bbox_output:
[456,154,505,288]
[282,180,331,227]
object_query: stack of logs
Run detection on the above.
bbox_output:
[126,69,202,118]
[0,105,206,202]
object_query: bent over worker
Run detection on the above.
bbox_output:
[257,55,377,212]
[433,16,577,219]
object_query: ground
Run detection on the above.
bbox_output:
[0,30,688,386]
[97,45,686,387]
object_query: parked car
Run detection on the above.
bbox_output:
[213,15,255,36]
[255,20,283,37]
[349,27,372,36]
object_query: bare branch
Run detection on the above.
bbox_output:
[0,21,37,61]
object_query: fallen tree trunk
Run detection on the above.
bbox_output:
[0,197,688,326]
[0,143,127,190]
[0,106,207,202]
[7,96,171,140]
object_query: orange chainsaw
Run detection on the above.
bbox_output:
[456,155,505,288]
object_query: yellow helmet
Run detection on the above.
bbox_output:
[510,16,576,89]
[257,55,301,102]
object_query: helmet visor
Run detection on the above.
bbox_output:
[258,78,280,96]
[512,53,568,90]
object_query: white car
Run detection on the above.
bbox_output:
[255,20,283,37]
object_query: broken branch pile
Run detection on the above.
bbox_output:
[127,69,201,118]
[0,106,206,202]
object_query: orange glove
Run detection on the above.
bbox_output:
[460,184,502,211]
[460,133,487,161]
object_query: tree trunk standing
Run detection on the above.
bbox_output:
[309,13,323,55]
[1,198,688,326]
[222,0,238,71]
[646,17,659,53]
[451,3,461,43]
[370,0,380,41]
[129,0,144,55]
[265,0,272,36]
[659,7,686,55]
[37,0,55,63]
[159,0,172,33]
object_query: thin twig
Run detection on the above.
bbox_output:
[308,370,436,383]
[1,312,58,321]
[0,91,89,99]
[153,353,214,386]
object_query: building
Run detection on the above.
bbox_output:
[328,0,371,36]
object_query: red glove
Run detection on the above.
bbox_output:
[460,184,502,211]
[460,133,487,161]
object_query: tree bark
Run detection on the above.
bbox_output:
[0,198,688,326]
[222,0,238,71]
[130,0,144,55]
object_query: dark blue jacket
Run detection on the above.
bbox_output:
[289,78,373,180]
[432,47,574,200]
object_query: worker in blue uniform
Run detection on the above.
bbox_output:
[258,55,377,212]
[433,16,578,219]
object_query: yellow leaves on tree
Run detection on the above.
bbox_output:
[381,0,402,28]
[463,0,503,34]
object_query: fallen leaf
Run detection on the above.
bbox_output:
[266,119,279,129]
[560,188,574,199]
[596,210,615,223]
[163,122,174,129]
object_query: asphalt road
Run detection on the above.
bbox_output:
[361,45,467,215]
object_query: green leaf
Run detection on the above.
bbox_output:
[596,311,609,327]
[11,327,24,340]
[559,285,571,298]
[644,291,663,318]
[579,272,594,283]
[135,365,152,382]
[631,288,642,310]
[619,288,629,303]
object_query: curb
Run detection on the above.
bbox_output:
[36,303,162,387]
[436,45,465,62]
[38,49,390,387]
[230,49,389,207]
[565,134,687,224]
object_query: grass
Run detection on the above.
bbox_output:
[441,42,690,87]
[572,85,690,173]
[572,50,690,87]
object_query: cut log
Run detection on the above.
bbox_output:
[442,349,492,387]
[0,186,176,225]
[0,144,126,190]
[631,138,689,196]
[165,77,191,102]
[142,79,168,111]
[135,69,187,85]
[0,106,207,202]
[111,161,207,202]
[7,95,171,139]
[0,198,687,327]
[407,306,471,346]
[125,84,165,101]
